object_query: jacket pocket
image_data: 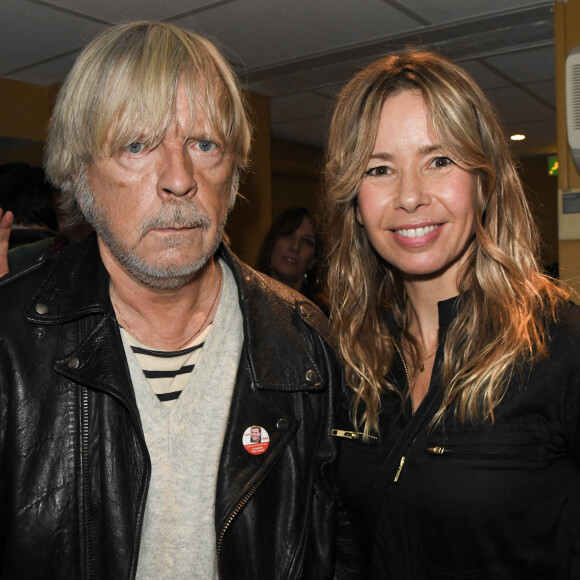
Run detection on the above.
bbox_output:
[400,425,552,578]
[422,422,550,470]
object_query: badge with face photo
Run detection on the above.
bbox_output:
[242,425,270,455]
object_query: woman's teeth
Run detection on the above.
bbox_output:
[395,224,439,238]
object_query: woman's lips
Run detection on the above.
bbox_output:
[391,223,442,247]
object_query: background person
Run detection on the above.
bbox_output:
[0,163,92,277]
[0,163,58,248]
[258,206,327,311]
[1,191,93,276]
[326,50,580,579]
[0,21,341,579]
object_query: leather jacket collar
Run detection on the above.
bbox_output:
[21,233,329,394]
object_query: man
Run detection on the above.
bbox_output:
[0,22,341,579]
[250,426,262,443]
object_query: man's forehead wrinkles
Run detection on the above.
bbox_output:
[105,109,216,150]
[167,111,216,145]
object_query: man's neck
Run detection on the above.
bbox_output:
[104,245,223,351]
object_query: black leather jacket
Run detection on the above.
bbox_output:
[338,298,580,579]
[0,235,342,579]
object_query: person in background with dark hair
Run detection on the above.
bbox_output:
[0,192,92,278]
[0,163,91,277]
[5,190,92,274]
[258,206,327,311]
[0,163,58,248]
[326,49,580,579]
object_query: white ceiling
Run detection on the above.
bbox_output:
[0,0,563,157]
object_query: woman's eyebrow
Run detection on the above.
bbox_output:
[368,144,442,161]
[368,152,393,161]
[419,144,442,155]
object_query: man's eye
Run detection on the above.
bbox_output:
[127,142,145,154]
[197,140,216,152]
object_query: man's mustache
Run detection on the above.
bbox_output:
[138,203,211,239]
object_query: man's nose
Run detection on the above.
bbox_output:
[158,146,197,198]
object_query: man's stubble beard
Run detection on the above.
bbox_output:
[75,166,238,290]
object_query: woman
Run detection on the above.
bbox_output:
[326,50,580,578]
[258,207,326,306]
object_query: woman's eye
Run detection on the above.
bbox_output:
[365,165,390,176]
[431,156,453,168]
[197,140,216,152]
[127,142,145,155]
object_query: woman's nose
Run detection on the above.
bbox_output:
[394,171,428,212]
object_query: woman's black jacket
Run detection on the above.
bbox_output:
[338,297,580,579]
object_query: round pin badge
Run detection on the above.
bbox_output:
[242,425,270,455]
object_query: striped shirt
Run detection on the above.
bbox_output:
[119,324,211,406]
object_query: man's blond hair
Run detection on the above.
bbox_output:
[45,21,252,222]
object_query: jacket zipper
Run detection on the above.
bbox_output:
[216,451,283,579]
[393,456,406,482]
[393,341,412,483]
[393,341,415,483]
[393,341,414,412]
[331,428,378,442]
[392,336,439,483]
[81,387,94,580]
[216,488,255,579]
[426,446,539,459]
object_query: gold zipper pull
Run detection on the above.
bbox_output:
[393,456,406,483]
[331,429,378,441]
[426,446,447,455]
[331,429,361,440]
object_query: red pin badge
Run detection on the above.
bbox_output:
[243,425,270,455]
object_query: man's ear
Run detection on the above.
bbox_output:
[71,171,81,206]
[72,162,85,186]
[73,161,92,189]
[71,171,81,192]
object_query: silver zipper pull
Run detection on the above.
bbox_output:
[393,456,406,482]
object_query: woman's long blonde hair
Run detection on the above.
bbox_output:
[324,50,568,436]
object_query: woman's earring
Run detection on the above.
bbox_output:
[303,268,319,290]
